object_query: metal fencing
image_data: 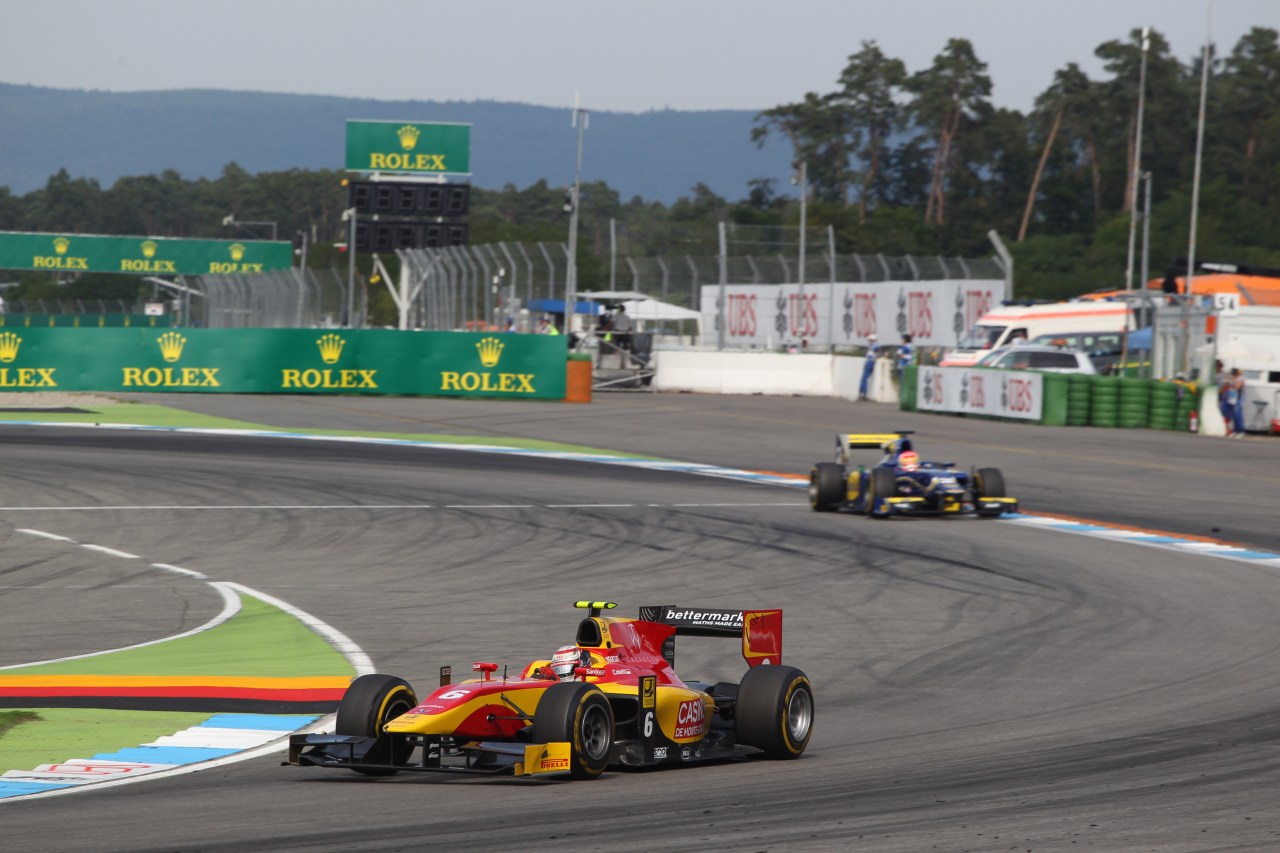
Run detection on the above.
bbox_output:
[397,239,1006,333]
[189,268,351,329]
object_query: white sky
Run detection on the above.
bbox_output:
[1,0,1275,113]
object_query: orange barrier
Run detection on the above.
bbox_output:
[564,358,592,403]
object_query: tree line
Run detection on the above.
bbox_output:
[1,25,1277,317]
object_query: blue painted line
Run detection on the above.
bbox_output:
[0,781,74,798]
[94,746,240,764]
[198,713,318,731]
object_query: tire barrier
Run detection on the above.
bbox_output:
[1117,377,1151,429]
[1066,374,1092,426]
[1041,374,1069,426]
[899,365,918,412]
[1090,375,1120,428]
[1148,379,1179,430]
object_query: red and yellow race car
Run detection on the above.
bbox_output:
[288,601,814,780]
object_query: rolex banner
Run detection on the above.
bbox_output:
[0,329,567,399]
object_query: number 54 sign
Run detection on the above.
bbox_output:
[1214,292,1241,316]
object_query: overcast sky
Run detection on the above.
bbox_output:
[1,1,1276,114]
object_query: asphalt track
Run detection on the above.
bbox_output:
[3,392,1280,851]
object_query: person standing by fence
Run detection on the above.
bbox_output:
[859,335,881,401]
[1220,367,1246,437]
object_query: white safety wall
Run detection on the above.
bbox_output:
[916,365,1044,421]
[699,279,1006,349]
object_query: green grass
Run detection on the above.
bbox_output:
[0,709,210,774]
[9,596,355,678]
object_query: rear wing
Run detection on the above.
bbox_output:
[835,431,913,465]
[638,605,781,669]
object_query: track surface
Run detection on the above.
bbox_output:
[3,393,1280,851]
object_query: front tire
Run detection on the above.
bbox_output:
[866,467,896,518]
[735,665,814,759]
[531,682,615,779]
[975,466,1005,498]
[809,463,845,511]
[335,674,418,776]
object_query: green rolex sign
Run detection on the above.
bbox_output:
[0,232,292,276]
[345,120,471,175]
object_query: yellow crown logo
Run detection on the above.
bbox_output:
[53,237,70,255]
[317,333,345,364]
[397,124,420,150]
[476,336,505,368]
[0,331,20,363]
[157,331,187,362]
[141,240,158,259]
[230,243,246,261]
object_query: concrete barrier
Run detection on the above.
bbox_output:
[653,350,899,403]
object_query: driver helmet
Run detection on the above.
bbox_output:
[899,450,920,472]
[550,645,584,681]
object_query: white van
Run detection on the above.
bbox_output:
[940,301,1133,367]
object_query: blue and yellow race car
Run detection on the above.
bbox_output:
[809,431,1018,519]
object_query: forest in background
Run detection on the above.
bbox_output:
[1,25,1277,325]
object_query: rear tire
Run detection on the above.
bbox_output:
[809,463,845,512]
[735,665,814,759]
[335,674,418,776]
[531,682,615,779]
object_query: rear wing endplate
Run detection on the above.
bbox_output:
[835,431,913,465]
[639,605,781,669]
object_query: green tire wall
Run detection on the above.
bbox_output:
[1116,377,1151,429]
[899,365,918,411]
[1066,374,1092,426]
[1090,375,1119,428]
[1041,373,1069,426]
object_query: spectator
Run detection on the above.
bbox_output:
[1220,367,1246,437]
[858,334,881,401]
[896,334,914,376]
[610,305,633,353]
[537,316,559,336]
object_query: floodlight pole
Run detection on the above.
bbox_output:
[1125,27,1150,291]
[342,208,357,327]
[566,95,588,336]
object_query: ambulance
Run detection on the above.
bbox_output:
[940,300,1134,367]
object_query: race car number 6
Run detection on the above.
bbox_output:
[644,712,655,737]
[439,689,469,700]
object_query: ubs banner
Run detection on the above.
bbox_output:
[0,329,566,399]
[699,279,1005,349]
[916,366,1043,421]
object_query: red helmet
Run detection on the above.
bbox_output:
[550,645,584,681]
[899,450,920,472]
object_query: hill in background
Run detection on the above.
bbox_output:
[0,84,794,204]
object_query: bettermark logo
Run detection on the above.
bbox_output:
[33,236,88,271]
[280,333,378,390]
[0,331,57,388]
[440,336,536,394]
[121,332,220,388]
